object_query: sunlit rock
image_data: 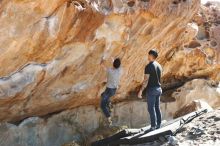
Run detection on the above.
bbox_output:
[173,100,213,118]
[0,0,219,124]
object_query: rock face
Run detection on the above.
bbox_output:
[0,101,162,146]
[173,100,213,118]
[166,79,220,118]
[0,0,218,123]
[0,82,218,146]
[0,0,219,133]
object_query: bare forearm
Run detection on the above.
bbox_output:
[101,58,107,70]
[138,75,149,98]
[140,74,149,92]
[140,80,148,91]
[101,57,114,70]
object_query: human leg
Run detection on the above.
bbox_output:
[155,88,162,128]
[146,90,157,128]
[100,89,111,118]
[100,88,116,118]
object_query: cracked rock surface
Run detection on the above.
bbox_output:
[0,0,219,123]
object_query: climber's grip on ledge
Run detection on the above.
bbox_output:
[100,57,115,70]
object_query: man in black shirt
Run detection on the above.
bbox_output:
[138,49,162,130]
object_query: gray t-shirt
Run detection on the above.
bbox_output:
[106,68,122,89]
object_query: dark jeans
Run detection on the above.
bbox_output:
[146,87,162,128]
[101,88,116,118]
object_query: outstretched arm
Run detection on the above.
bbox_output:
[101,58,107,71]
[100,57,114,71]
[138,74,149,99]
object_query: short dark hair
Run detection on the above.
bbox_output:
[113,58,121,69]
[148,49,158,58]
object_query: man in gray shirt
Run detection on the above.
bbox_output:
[101,58,122,126]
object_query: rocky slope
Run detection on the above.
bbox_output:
[176,108,220,146]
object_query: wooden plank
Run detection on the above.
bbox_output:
[92,109,208,146]
[91,126,150,146]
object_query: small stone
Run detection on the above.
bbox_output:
[214,117,220,122]
[127,1,135,7]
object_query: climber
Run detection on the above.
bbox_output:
[100,58,122,126]
[138,49,163,131]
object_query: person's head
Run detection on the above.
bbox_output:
[148,49,158,62]
[113,58,121,69]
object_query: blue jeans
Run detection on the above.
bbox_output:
[101,88,116,118]
[146,87,162,128]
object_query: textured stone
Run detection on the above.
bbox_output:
[176,109,220,146]
[0,79,219,146]
[173,100,213,118]
[0,0,219,124]
[167,79,220,117]
[0,100,168,146]
[187,40,201,48]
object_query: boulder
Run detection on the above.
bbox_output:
[1,0,215,123]
[173,100,213,118]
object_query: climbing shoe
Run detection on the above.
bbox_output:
[107,117,113,126]
[156,125,161,129]
[149,127,156,131]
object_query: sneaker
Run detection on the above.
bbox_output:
[149,127,156,131]
[108,102,114,113]
[107,117,113,126]
[156,125,161,129]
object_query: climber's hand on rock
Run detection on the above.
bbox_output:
[111,57,114,63]
[100,58,104,64]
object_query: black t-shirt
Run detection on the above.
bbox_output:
[145,61,162,89]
